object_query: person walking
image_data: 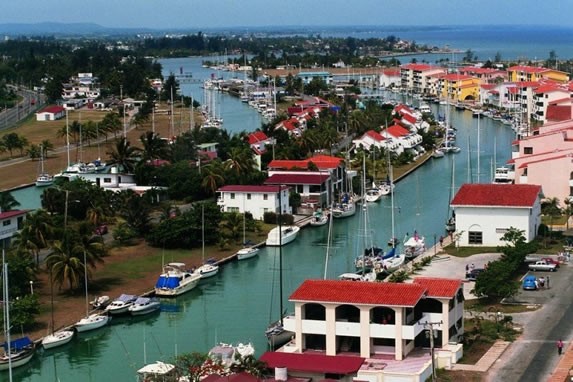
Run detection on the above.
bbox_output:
[546,275,550,289]
[439,235,444,247]
[557,339,564,355]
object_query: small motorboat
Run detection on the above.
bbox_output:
[90,295,111,310]
[128,297,161,316]
[105,294,138,315]
[265,225,301,246]
[309,210,329,226]
[197,259,219,279]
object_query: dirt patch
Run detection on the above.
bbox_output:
[438,370,485,381]
[458,340,494,365]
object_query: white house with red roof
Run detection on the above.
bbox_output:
[0,210,27,247]
[275,117,303,138]
[382,124,423,157]
[450,184,542,246]
[379,68,401,88]
[35,105,66,121]
[266,155,346,209]
[270,277,463,381]
[351,130,401,154]
[247,131,275,170]
[216,185,290,220]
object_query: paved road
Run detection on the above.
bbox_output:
[0,86,45,131]
[487,255,573,382]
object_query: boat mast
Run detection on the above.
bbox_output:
[476,112,481,183]
[202,204,205,264]
[3,249,13,380]
[66,108,70,168]
[278,185,283,325]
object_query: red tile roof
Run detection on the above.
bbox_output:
[534,84,564,94]
[364,130,385,142]
[268,155,343,170]
[401,63,436,71]
[38,105,65,114]
[518,154,569,169]
[289,279,426,307]
[508,65,548,74]
[401,113,417,124]
[265,173,329,185]
[248,131,269,145]
[386,124,410,137]
[260,352,365,375]
[413,277,462,298]
[0,210,27,220]
[217,185,288,193]
[202,372,259,382]
[441,73,474,81]
[450,184,541,208]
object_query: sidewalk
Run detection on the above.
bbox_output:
[451,341,511,372]
[547,341,573,382]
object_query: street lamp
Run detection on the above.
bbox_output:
[29,280,33,295]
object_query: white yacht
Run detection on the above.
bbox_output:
[154,262,202,297]
[105,294,138,315]
[265,226,300,246]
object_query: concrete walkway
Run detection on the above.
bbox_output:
[451,341,511,372]
[547,341,573,381]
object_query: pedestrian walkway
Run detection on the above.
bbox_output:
[451,341,511,372]
[547,340,573,382]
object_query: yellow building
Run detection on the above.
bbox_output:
[508,65,569,84]
[439,74,480,103]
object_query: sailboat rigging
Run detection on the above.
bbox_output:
[41,269,75,349]
[196,204,219,278]
[236,200,259,260]
[35,143,53,187]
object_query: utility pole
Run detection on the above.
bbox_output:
[424,320,443,382]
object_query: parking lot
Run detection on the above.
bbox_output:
[511,254,569,305]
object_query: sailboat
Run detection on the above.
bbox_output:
[236,209,259,261]
[196,205,219,278]
[332,156,356,218]
[439,82,461,154]
[445,157,457,233]
[41,272,75,349]
[0,254,36,372]
[265,186,294,349]
[379,164,406,273]
[74,249,111,332]
[35,144,53,187]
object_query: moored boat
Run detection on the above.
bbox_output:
[403,232,426,259]
[105,294,138,315]
[136,361,178,382]
[265,225,300,246]
[0,337,36,371]
[196,259,219,279]
[236,246,259,260]
[41,330,75,350]
[309,209,329,226]
[128,297,161,316]
[207,342,255,370]
[90,295,111,310]
[154,262,202,297]
[74,313,111,333]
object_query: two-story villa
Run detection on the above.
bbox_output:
[0,210,27,248]
[262,277,464,381]
[216,185,290,220]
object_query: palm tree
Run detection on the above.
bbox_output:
[71,233,106,269]
[46,240,84,290]
[221,212,243,241]
[201,160,225,195]
[140,131,168,161]
[224,147,255,182]
[41,139,54,158]
[106,137,141,173]
[12,209,54,265]
[0,191,20,212]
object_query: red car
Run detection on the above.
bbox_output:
[541,257,560,268]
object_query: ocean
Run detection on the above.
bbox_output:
[276,24,573,62]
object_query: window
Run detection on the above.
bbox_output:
[524,147,533,155]
[247,194,251,200]
[228,207,239,213]
[230,193,235,199]
[495,228,509,234]
[468,231,483,245]
[2,220,10,226]
[103,178,112,183]
[263,194,268,201]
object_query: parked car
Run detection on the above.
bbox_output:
[528,260,557,272]
[541,257,560,268]
[522,275,538,290]
[466,268,485,281]
[95,224,108,235]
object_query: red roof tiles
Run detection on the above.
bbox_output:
[413,277,462,298]
[268,155,343,170]
[248,131,269,145]
[386,124,410,137]
[260,352,365,375]
[289,279,426,307]
[265,174,329,185]
[39,105,65,114]
[0,210,27,220]
[217,185,288,193]
[450,184,541,208]
[364,130,385,142]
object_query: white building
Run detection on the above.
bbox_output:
[450,184,542,246]
[0,210,27,247]
[35,105,66,121]
[262,277,464,382]
[216,185,290,220]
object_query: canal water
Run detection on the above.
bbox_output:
[9,58,515,381]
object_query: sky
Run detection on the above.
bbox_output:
[1,0,573,30]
